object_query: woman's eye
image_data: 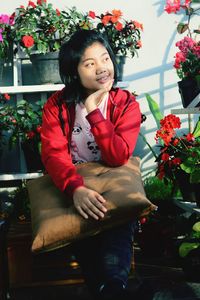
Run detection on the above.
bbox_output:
[85,62,94,67]
[104,56,110,62]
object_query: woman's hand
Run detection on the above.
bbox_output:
[73,186,107,220]
[84,79,114,113]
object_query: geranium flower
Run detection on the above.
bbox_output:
[22,35,34,48]
[88,9,143,57]
[155,114,200,184]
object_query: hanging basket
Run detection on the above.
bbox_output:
[30,52,62,85]
[178,77,200,108]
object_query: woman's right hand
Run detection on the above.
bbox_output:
[73,186,107,220]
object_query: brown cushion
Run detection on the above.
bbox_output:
[27,157,156,253]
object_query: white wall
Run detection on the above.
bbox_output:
[1,0,197,175]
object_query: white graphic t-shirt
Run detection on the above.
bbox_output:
[71,94,108,164]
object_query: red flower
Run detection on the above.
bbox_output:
[172,157,182,165]
[186,133,195,142]
[26,131,35,139]
[22,35,34,48]
[88,11,96,19]
[173,138,180,146]
[133,21,143,31]
[36,125,42,133]
[4,93,10,101]
[115,22,123,31]
[102,15,112,25]
[37,0,46,4]
[161,153,170,161]
[137,40,142,48]
[160,114,181,130]
[28,1,36,8]
[56,9,61,16]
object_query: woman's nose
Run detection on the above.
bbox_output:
[96,67,106,75]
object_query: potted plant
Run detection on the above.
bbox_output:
[0,14,14,83]
[135,175,181,257]
[141,93,200,207]
[164,0,200,107]
[12,0,92,84]
[0,94,44,172]
[88,9,143,80]
[155,113,200,206]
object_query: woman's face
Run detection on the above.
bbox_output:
[77,42,114,95]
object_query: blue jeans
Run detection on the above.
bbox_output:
[72,221,135,296]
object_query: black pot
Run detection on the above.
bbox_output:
[116,56,126,81]
[21,140,44,173]
[175,170,200,207]
[30,52,62,84]
[178,77,200,108]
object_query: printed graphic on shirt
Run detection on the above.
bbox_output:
[71,94,108,164]
[71,120,100,163]
[72,124,82,135]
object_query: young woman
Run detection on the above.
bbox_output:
[41,30,142,300]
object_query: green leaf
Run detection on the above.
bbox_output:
[179,242,200,258]
[177,23,189,34]
[145,93,164,128]
[192,119,200,138]
[190,170,200,183]
[193,222,200,232]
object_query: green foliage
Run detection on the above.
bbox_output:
[179,221,200,258]
[9,183,31,221]
[0,95,43,149]
[144,175,174,204]
[145,93,163,128]
[12,2,92,55]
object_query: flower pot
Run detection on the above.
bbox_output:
[175,170,200,207]
[178,77,200,108]
[30,52,62,85]
[116,56,126,81]
[21,140,44,173]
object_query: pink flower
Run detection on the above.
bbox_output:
[165,0,181,14]
[0,14,10,25]
[0,29,3,42]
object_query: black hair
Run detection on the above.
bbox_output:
[59,29,118,104]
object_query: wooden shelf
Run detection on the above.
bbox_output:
[0,81,129,94]
[0,84,64,94]
[0,173,43,181]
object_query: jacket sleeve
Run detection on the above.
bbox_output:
[86,94,141,167]
[41,93,84,198]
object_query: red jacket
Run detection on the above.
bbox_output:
[41,87,141,198]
